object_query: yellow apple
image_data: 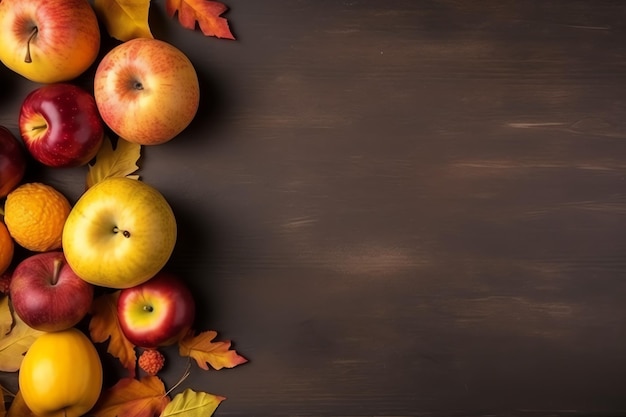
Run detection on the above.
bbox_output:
[62,177,177,289]
[19,328,103,417]
[0,0,100,83]
[94,38,200,145]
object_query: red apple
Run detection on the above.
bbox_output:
[10,251,94,332]
[117,272,196,348]
[0,0,100,83]
[0,126,26,198]
[19,83,104,168]
[94,38,200,145]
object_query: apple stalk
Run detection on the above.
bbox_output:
[24,26,38,63]
[51,258,62,286]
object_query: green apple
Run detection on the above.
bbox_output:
[62,177,177,289]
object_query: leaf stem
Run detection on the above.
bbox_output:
[164,359,192,397]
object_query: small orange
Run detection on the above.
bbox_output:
[0,222,13,274]
[4,183,71,252]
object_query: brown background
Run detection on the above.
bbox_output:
[2,1,626,416]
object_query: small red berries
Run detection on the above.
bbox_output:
[138,348,165,375]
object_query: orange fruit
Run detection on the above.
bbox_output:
[4,183,71,252]
[0,222,14,274]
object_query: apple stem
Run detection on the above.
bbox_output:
[31,124,47,131]
[112,226,131,238]
[51,258,62,286]
[143,305,154,312]
[24,26,38,63]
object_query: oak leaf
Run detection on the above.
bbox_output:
[160,388,225,416]
[91,376,170,417]
[86,136,141,189]
[0,384,11,417]
[94,0,153,41]
[165,0,235,39]
[0,313,44,372]
[89,291,137,377]
[179,330,248,370]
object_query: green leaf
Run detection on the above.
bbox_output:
[160,389,225,417]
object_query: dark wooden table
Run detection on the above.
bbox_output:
[2,1,626,416]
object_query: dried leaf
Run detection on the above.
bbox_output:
[86,136,141,189]
[0,314,44,372]
[160,388,225,417]
[178,330,248,371]
[165,0,235,39]
[6,391,37,417]
[89,291,137,377]
[0,296,13,337]
[0,382,14,415]
[94,0,153,41]
[91,376,170,417]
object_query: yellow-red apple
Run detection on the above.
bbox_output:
[117,272,196,348]
[0,0,100,83]
[94,38,200,145]
[62,177,177,289]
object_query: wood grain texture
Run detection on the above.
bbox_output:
[1,1,626,416]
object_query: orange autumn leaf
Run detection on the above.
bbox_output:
[89,291,137,377]
[179,330,248,370]
[165,0,235,39]
[94,0,153,41]
[90,376,169,417]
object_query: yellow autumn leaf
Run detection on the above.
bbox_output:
[0,296,13,337]
[86,136,141,189]
[0,314,44,372]
[160,389,225,417]
[94,0,153,41]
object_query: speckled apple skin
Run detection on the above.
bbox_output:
[0,0,100,83]
[94,38,200,145]
[62,177,177,289]
[19,83,104,168]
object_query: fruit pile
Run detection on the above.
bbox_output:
[0,0,245,416]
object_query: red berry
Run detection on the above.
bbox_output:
[138,348,165,375]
